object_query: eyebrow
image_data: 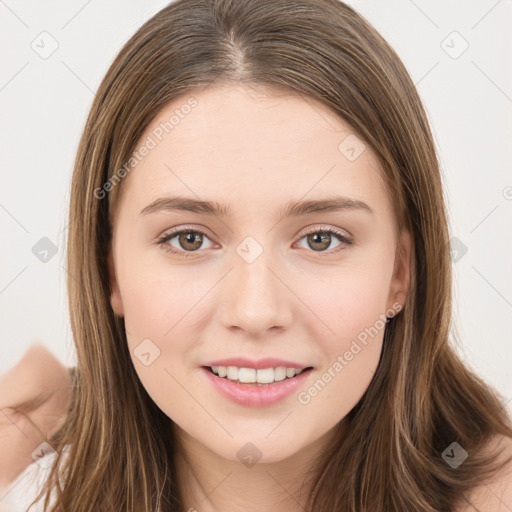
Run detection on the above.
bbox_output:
[139,194,374,218]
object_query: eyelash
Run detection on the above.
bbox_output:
[156,225,353,259]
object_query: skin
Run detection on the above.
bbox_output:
[108,83,412,512]
[0,344,72,492]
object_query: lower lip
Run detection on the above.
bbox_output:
[201,367,313,407]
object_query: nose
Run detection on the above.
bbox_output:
[218,246,294,337]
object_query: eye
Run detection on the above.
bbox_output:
[157,227,214,257]
[156,225,353,258]
[295,226,353,255]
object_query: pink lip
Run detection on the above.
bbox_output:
[201,366,314,407]
[202,357,311,370]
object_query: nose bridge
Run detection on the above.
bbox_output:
[235,236,281,307]
[220,234,292,333]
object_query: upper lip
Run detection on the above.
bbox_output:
[202,357,313,370]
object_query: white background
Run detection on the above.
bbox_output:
[1,0,511,410]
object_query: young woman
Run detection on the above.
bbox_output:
[1,0,512,510]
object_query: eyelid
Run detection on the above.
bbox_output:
[157,224,215,243]
[299,224,352,240]
[157,224,352,241]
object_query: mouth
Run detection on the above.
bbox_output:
[202,365,314,385]
[201,364,314,406]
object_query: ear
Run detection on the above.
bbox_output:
[107,246,124,317]
[387,228,412,312]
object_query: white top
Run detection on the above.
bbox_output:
[0,445,69,512]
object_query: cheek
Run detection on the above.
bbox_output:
[296,271,389,417]
[296,250,394,410]
[117,254,205,341]
[304,264,393,344]
[116,268,203,419]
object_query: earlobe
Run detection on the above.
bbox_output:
[107,249,124,317]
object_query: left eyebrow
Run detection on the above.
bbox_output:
[279,195,374,217]
[139,194,374,218]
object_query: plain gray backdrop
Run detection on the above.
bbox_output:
[1,0,511,413]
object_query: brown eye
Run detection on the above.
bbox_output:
[177,231,204,251]
[297,227,353,254]
[157,225,352,259]
[306,232,331,251]
[157,228,214,256]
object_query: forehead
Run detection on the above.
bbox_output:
[115,83,392,222]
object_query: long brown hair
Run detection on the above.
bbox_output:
[28,0,512,510]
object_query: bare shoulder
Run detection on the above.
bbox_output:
[0,344,72,492]
[455,434,512,512]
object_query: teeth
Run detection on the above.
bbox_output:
[210,366,306,384]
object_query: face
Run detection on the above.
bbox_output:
[108,83,411,466]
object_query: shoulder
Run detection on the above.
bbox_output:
[0,344,72,411]
[455,434,512,512]
[0,344,72,492]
